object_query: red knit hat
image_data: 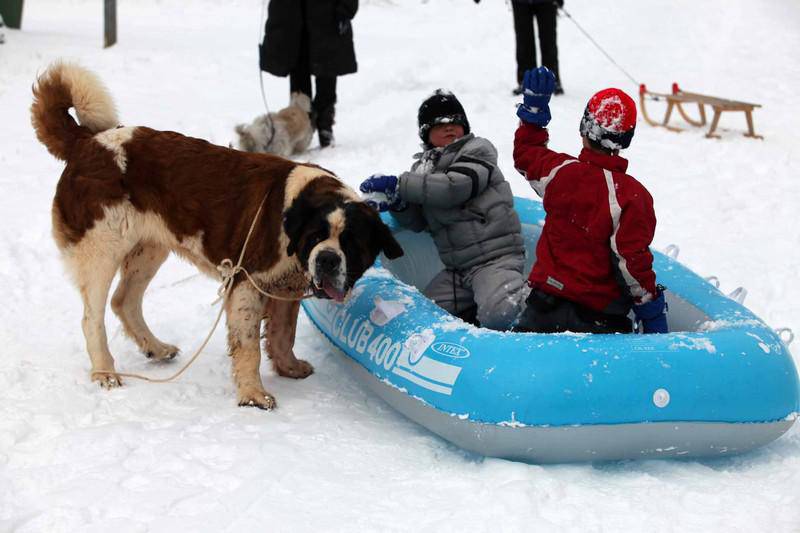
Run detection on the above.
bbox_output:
[579,88,637,150]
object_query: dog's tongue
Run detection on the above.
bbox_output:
[322,281,346,302]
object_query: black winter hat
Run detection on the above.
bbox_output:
[417,89,471,145]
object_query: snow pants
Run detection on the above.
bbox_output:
[513,289,633,334]
[424,254,528,331]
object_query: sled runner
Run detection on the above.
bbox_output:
[639,83,762,139]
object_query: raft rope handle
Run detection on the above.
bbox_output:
[664,244,680,259]
[93,190,312,385]
[705,276,721,289]
[727,286,748,305]
[775,328,794,346]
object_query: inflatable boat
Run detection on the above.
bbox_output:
[302,197,799,463]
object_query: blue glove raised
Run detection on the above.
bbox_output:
[633,287,669,334]
[360,175,405,212]
[516,66,556,126]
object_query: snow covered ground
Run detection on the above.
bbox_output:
[1,0,799,530]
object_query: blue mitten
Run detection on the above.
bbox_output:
[516,67,556,126]
[360,174,398,196]
[363,192,407,212]
[360,175,404,212]
[633,287,669,334]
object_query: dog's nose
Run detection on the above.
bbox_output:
[316,250,341,275]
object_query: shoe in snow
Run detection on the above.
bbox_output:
[319,129,335,148]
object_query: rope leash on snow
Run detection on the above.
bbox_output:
[93,190,313,385]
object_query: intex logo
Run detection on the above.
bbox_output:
[430,342,470,359]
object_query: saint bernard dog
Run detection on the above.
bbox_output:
[31,62,402,409]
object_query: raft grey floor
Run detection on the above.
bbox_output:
[336,348,794,464]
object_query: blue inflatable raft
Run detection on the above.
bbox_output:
[302,197,799,463]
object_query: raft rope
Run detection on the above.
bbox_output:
[93,190,313,385]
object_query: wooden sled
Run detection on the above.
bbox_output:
[639,83,763,139]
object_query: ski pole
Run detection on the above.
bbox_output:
[558,7,641,87]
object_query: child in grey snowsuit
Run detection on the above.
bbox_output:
[360,90,528,330]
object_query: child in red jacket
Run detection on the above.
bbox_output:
[513,67,668,334]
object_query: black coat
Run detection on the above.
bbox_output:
[260,0,358,78]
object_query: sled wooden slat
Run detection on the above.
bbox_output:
[639,83,763,139]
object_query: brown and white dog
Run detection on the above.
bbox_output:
[31,62,402,409]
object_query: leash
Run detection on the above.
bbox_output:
[558,6,642,88]
[93,189,313,385]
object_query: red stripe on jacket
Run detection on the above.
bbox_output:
[514,123,657,313]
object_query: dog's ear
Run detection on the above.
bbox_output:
[377,219,404,259]
[235,125,255,152]
[283,195,310,257]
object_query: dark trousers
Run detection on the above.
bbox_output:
[512,1,560,85]
[290,70,337,132]
[289,0,337,132]
[513,289,632,334]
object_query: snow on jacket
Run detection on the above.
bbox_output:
[513,123,657,313]
[260,0,358,78]
[391,134,524,270]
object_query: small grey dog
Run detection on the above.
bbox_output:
[234,92,315,157]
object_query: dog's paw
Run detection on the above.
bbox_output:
[237,389,277,411]
[92,371,123,389]
[275,359,314,379]
[145,342,179,361]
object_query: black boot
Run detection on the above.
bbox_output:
[318,128,335,148]
[315,104,336,148]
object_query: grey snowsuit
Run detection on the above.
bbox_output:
[391,134,527,330]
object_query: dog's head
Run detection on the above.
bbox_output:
[234,115,274,153]
[283,179,403,301]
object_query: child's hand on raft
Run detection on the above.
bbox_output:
[360,174,406,212]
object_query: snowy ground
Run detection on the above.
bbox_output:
[1,0,799,531]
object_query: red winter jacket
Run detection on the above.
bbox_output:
[513,123,658,313]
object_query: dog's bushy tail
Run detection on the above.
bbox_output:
[31,61,119,161]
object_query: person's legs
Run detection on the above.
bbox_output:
[573,305,632,334]
[533,2,562,93]
[289,2,312,98]
[512,1,536,91]
[513,290,566,333]
[514,289,631,334]
[314,75,337,147]
[424,268,477,325]
[289,68,312,98]
[469,255,528,330]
